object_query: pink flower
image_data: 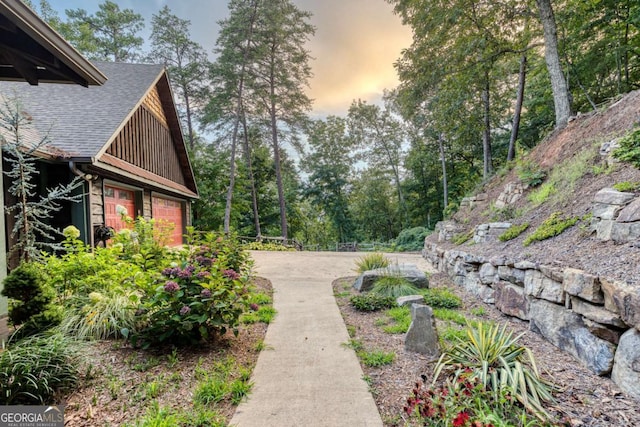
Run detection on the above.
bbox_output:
[452,411,470,427]
[164,281,180,293]
[201,289,212,298]
[179,306,191,315]
[223,269,240,280]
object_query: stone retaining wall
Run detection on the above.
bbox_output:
[423,242,640,398]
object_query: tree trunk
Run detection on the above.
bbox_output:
[481,73,492,180]
[536,0,571,129]
[183,87,195,150]
[508,54,527,162]
[270,102,288,239]
[241,113,262,237]
[438,134,448,213]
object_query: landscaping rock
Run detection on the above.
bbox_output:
[463,272,495,304]
[610,221,640,243]
[570,296,626,328]
[405,304,440,357]
[563,268,604,303]
[478,263,497,285]
[593,188,635,205]
[524,269,564,304]
[498,265,525,286]
[600,278,640,328]
[353,264,429,292]
[397,295,424,307]
[529,299,616,375]
[494,281,529,320]
[611,328,640,400]
[617,197,640,223]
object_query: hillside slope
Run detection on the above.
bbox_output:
[432,90,640,286]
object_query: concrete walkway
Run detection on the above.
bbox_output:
[230,251,433,427]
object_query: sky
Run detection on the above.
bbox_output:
[45,0,412,117]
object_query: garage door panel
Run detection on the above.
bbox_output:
[104,185,135,232]
[152,196,183,246]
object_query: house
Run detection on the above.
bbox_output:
[0,0,107,319]
[0,61,199,251]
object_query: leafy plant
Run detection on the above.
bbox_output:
[523,212,579,246]
[0,332,83,404]
[243,241,295,251]
[613,127,640,168]
[433,322,555,420]
[359,350,396,367]
[381,306,411,334]
[395,227,430,251]
[349,294,397,312]
[517,160,546,187]
[452,230,474,245]
[354,253,390,273]
[612,181,640,192]
[499,223,530,242]
[371,275,420,298]
[528,182,556,205]
[421,288,462,309]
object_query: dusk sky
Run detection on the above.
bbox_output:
[46,0,412,117]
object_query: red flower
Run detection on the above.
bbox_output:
[452,411,470,427]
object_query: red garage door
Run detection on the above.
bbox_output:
[104,185,135,232]
[152,196,184,246]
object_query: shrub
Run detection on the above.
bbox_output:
[433,322,555,420]
[528,182,556,205]
[499,223,530,242]
[1,262,62,337]
[613,127,640,168]
[420,288,462,309]
[523,212,578,246]
[243,241,295,251]
[395,227,430,252]
[451,230,474,245]
[371,275,420,298]
[0,333,82,404]
[517,160,546,187]
[612,181,640,192]
[350,293,397,312]
[112,216,173,271]
[354,253,390,273]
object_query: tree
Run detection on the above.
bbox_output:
[0,96,83,262]
[535,0,572,129]
[149,6,211,150]
[64,0,144,62]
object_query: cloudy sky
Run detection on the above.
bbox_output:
[46,0,412,117]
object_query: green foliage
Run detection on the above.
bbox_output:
[124,403,226,427]
[359,350,396,367]
[523,212,579,246]
[420,288,462,309]
[612,181,640,192]
[2,262,62,337]
[433,322,555,420]
[349,293,397,312]
[381,306,411,334]
[528,182,556,205]
[0,333,82,404]
[243,241,295,251]
[517,161,546,187]
[112,216,173,271]
[451,230,474,245]
[395,227,430,251]
[354,253,390,273]
[192,358,253,407]
[433,308,467,326]
[613,128,640,168]
[499,223,530,242]
[371,275,420,298]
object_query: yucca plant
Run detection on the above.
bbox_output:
[433,322,555,420]
[371,275,420,298]
[354,253,390,273]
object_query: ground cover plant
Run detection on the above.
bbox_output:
[355,253,390,273]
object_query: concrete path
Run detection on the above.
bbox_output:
[230,251,433,427]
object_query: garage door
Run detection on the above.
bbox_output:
[104,185,135,232]
[152,196,184,246]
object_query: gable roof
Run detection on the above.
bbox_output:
[0,61,198,198]
[0,0,106,86]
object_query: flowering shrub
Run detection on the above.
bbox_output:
[131,232,252,348]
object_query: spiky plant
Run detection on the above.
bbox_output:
[371,275,420,298]
[354,253,390,273]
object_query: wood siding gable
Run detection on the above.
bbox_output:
[105,86,186,186]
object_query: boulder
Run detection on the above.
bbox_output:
[570,297,626,328]
[478,263,497,285]
[563,268,604,303]
[529,299,616,375]
[463,272,495,304]
[498,266,525,286]
[405,304,440,357]
[600,278,640,328]
[617,197,640,223]
[610,222,640,243]
[494,281,529,320]
[593,188,635,205]
[353,264,429,292]
[397,295,425,307]
[611,328,640,400]
[524,269,564,304]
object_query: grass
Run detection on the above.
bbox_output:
[371,275,420,298]
[359,350,396,367]
[382,306,412,334]
[354,253,390,273]
[433,308,468,325]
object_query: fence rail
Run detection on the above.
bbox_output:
[239,236,387,252]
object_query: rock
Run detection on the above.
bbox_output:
[353,264,429,292]
[570,297,626,328]
[405,304,440,357]
[463,272,495,304]
[474,223,511,244]
[611,329,640,400]
[610,222,640,243]
[478,263,497,285]
[494,281,529,320]
[600,278,640,328]
[592,203,623,220]
[617,197,640,223]
[593,218,615,240]
[524,269,564,304]
[593,188,635,205]
[514,260,537,270]
[529,299,616,375]
[539,265,564,283]
[563,268,604,303]
[497,266,525,286]
[397,295,425,307]
[582,318,623,345]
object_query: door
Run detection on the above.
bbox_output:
[104,185,135,232]
[152,196,184,246]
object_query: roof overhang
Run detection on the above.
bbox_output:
[0,0,107,86]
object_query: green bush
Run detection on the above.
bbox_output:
[111,216,173,271]
[420,288,462,309]
[523,212,578,246]
[349,293,397,312]
[528,182,556,205]
[0,333,82,404]
[371,275,420,298]
[395,227,430,252]
[612,181,640,192]
[354,253,390,273]
[451,230,474,245]
[499,223,530,242]
[517,161,546,187]
[613,127,640,168]
[1,262,62,337]
[243,241,295,251]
